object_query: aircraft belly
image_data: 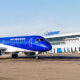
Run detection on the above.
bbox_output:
[0,44,30,52]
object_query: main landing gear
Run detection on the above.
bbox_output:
[11,52,41,59]
[12,53,18,58]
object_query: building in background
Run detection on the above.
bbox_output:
[45,32,80,53]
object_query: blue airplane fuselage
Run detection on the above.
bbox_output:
[0,36,52,52]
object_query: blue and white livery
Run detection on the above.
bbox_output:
[0,35,52,58]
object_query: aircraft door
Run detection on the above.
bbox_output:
[29,38,32,47]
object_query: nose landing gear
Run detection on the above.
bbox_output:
[35,55,40,59]
[35,52,41,59]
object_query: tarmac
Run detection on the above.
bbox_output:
[0,53,80,80]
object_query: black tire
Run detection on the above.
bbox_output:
[0,50,2,55]
[12,54,18,58]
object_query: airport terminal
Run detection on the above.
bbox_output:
[45,31,80,53]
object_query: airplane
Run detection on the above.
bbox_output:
[0,35,52,59]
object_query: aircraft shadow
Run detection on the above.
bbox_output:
[19,56,80,60]
[0,56,80,60]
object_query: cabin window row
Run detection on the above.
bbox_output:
[0,40,26,44]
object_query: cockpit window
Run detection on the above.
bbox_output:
[40,38,45,41]
[36,38,45,42]
[36,39,40,42]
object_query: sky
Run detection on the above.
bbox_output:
[0,0,80,36]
